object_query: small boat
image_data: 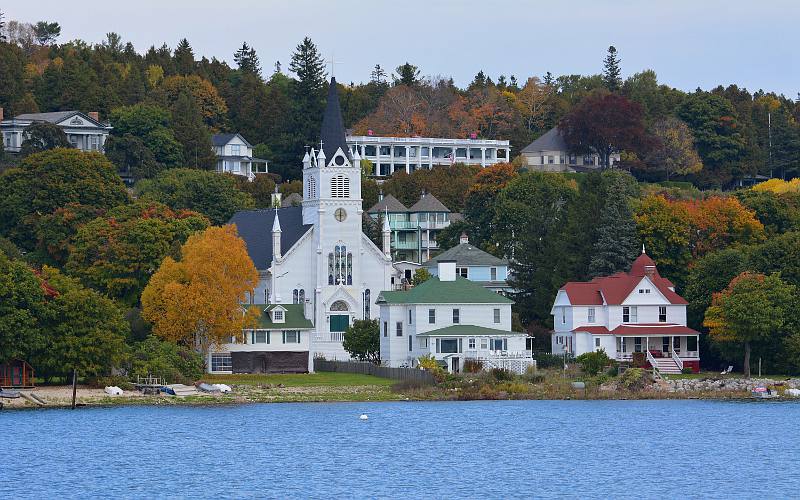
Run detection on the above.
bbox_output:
[197,383,220,394]
[751,385,779,399]
[0,389,21,399]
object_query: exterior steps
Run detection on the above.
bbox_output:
[651,357,682,375]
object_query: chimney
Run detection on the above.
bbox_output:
[438,260,457,282]
[644,265,656,279]
[88,111,99,122]
[459,232,469,245]
[303,297,314,322]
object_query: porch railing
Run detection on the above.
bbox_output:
[671,350,684,371]
[646,350,662,380]
[314,332,344,343]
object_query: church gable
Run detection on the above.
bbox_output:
[326,147,352,168]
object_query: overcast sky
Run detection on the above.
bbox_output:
[6,0,799,97]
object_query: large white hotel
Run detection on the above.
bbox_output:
[346,135,511,177]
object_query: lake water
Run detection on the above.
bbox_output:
[2,400,799,499]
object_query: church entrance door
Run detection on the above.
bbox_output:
[330,315,349,332]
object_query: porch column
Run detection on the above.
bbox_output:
[405,145,410,173]
[481,147,486,167]
[390,145,395,174]
[429,143,434,169]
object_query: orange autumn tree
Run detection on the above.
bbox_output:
[141,225,259,358]
[680,197,765,258]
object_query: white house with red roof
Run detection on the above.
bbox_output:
[550,249,700,374]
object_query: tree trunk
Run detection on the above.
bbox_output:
[743,341,751,378]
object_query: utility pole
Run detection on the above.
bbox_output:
[768,111,773,178]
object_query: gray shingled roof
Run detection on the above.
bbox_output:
[520,127,568,154]
[367,194,408,213]
[320,77,351,163]
[212,133,252,148]
[228,206,312,270]
[424,243,508,267]
[281,192,303,207]
[13,111,103,125]
[409,193,449,213]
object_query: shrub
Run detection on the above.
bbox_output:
[620,367,650,391]
[576,349,612,375]
[129,335,203,384]
[681,367,694,374]
[489,367,515,381]
[631,352,647,368]
[535,353,568,369]
[463,359,484,373]
[418,354,446,382]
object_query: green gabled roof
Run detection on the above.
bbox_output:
[243,304,314,330]
[417,325,526,337]
[376,276,513,305]
[423,242,508,267]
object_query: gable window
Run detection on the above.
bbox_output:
[428,309,436,324]
[383,321,388,337]
[452,309,460,324]
[456,267,468,278]
[396,321,403,336]
[231,144,241,156]
[659,306,667,323]
[493,308,501,324]
[588,307,595,323]
[623,306,638,323]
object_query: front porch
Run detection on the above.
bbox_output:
[615,335,700,373]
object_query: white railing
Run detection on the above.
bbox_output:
[464,350,533,360]
[314,332,344,343]
[646,350,662,380]
[671,350,684,371]
[348,135,511,147]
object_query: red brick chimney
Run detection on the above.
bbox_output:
[88,111,99,121]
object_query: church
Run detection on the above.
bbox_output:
[208,78,395,374]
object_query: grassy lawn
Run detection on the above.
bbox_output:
[204,372,395,387]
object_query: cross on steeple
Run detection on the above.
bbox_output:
[326,54,343,77]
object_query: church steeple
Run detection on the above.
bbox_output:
[319,77,351,164]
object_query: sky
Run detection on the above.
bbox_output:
[6,0,799,97]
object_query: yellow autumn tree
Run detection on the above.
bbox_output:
[141,225,259,358]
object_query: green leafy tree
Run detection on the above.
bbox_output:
[735,190,800,235]
[234,41,261,77]
[412,267,432,286]
[33,203,105,265]
[589,171,640,277]
[0,253,46,363]
[342,319,380,363]
[105,134,160,180]
[704,272,795,377]
[135,168,254,225]
[33,21,60,45]
[576,349,612,375]
[643,116,703,179]
[0,149,129,250]
[633,195,693,286]
[66,201,209,304]
[171,91,216,169]
[128,335,203,384]
[20,122,71,156]
[602,46,622,92]
[747,231,800,289]
[394,62,420,87]
[109,103,184,167]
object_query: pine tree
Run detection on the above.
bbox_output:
[234,41,261,77]
[588,172,640,277]
[602,45,622,92]
[370,64,387,84]
[288,37,327,144]
[171,90,215,169]
[394,62,420,87]
[173,38,195,75]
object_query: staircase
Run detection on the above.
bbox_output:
[650,357,682,375]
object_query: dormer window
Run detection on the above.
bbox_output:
[271,307,286,323]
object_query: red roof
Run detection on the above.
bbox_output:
[560,252,687,306]
[572,324,700,335]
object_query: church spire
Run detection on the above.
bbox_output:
[319,77,351,163]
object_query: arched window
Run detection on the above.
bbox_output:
[329,244,352,285]
[330,300,349,311]
[328,253,334,285]
[307,175,317,199]
[331,175,350,198]
[364,289,371,319]
[293,289,299,304]
[299,289,305,303]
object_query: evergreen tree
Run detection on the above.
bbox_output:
[288,37,327,150]
[33,21,60,45]
[602,45,622,92]
[588,172,640,277]
[370,64,387,84]
[234,41,261,77]
[170,90,215,169]
[394,62,420,87]
[173,38,195,75]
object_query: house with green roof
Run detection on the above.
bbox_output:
[376,261,533,374]
[423,233,512,293]
[208,303,315,374]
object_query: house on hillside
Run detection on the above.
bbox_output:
[208,304,314,374]
[347,135,511,176]
[0,109,112,154]
[423,233,512,293]
[378,260,533,374]
[367,191,458,265]
[520,126,620,172]
[550,249,700,374]
[212,133,268,180]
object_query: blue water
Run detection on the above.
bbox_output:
[2,400,799,499]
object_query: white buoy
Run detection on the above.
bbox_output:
[359,414,368,420]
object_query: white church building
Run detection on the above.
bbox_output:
[209,78,394,373]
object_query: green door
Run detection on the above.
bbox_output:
[330,315,349,332]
